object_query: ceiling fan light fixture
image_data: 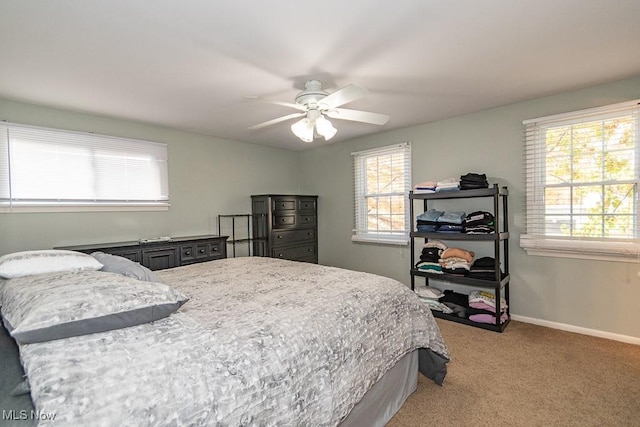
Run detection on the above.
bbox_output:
[249,79,388,144]
[315,115,337,140]
[291,118,314,142]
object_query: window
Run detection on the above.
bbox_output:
[0,123,169,212]
[352,142,411,245]
[521,100,640,262]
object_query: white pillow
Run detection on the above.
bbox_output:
[0,250,103,279]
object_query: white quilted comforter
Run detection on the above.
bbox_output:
[18,257,449,426]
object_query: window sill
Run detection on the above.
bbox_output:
[0,204,170,213]
[520,234,640,263]
[351,235,409,246]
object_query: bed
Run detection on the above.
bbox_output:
[0,251,449,426]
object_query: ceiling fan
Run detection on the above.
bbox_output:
[248,80,390,142]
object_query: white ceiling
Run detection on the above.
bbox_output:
[1,1,639,151]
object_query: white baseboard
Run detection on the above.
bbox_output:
[511,315,640,345]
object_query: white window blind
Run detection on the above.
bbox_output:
[521,100,640,262]
[352,142,411,245]
[0,123,169,211]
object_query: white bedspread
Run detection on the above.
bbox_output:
[18,257,449,426]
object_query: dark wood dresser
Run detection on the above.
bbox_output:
[251,194,318,263]
[57,235,228,271]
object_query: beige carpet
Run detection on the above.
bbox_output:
[388,319,640,427]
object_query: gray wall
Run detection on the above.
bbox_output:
[2,76,639,340]
[299,76,640,340]
[0,98,301,253]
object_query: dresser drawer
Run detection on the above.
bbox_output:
[298,198,317,211]
[273,213,315,228]
[181,240,225,263]
[297,214,316,227]
[180,245,195,262]
[143,248,178,271]
[208,240,225,259]
[180,244,207,262]
[272,198,296,211]
[272,244,316,261]
[273,214,297,228]
[272,229,316,246]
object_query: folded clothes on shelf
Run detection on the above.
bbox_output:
[417,209,444,222]
[422,240,448,251]
[441,247,475,263]
[435,177,460,192]
[413,285,443,299]
[459,172,489,190]
[468,289,507,310]
[415,261,443,274]
[468,312,508,324]
[413,181,437,193]
[437,211,467,224]
[463,211,495,234]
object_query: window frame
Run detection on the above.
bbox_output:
[520,100,640,262]
[0,122,170,213]
[351,142,411,246]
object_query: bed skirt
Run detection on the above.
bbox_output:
[340,348,447,427]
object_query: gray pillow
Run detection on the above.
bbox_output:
[91,251,163,283]
[0,270,188,344]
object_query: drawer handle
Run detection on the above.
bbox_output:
[212,247,218,252]
[308,248,313,252]
[185,251,191,256]
[278,253,283,257]
[282,203,287,207]
[199,249,205,254]
[308,232,313,236]
[305,217,310,221]
[277,235,283,239]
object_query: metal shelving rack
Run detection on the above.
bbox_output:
[409,184,510,332]
[217,214,266,258]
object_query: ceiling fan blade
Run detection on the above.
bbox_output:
[326,108,389,125]
[318,84,369,109]
[248,112,306,130]
[245,96,306,112]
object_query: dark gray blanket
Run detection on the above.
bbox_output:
[0,321,35,426]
